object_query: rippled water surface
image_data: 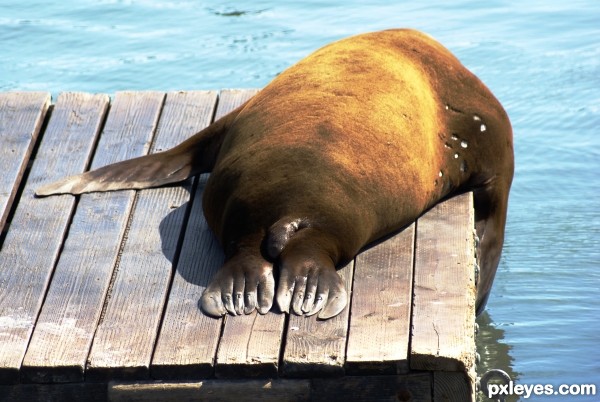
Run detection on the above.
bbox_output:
[3,1,599,400]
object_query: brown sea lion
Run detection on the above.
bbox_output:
[36,29,513,319]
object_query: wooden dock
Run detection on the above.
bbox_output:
[0,90,478,402]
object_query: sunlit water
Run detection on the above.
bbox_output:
[2,1,599,400]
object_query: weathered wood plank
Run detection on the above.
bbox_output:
[433,371,473,402]
[0,93,109,384]
[210,89,287,379]
[0,89,478,399]
[149,172,223,380]
[108,373,431,402]
[281,261,354,378]
[345,224,415,375]
[151,89,257,380]
[215,311,285,378]
[86,91,218,381]
[311,373,432,402]
[410,192,476,373]
[0,383,106,402]
[20,92,165,383]
[109,379,310,402]
[0,92,50,234]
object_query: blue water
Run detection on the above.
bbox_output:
[2,1,599,400]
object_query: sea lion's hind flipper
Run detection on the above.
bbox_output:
[35,150,196,196]
[35,102,248,197]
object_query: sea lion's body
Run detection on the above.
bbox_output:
[37,29,513,319]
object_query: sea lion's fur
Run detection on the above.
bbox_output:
[37,29,513,319]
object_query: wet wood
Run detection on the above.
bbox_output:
[346,224,415,375]
[410,192,477,373]
[0,93,108,384]
[20,92,165,383]
[86,91,218,381]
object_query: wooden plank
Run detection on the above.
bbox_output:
[433,371,473,402]
[0,93,109,384]
[213,89,257,120]
[215,311,285,378]
[410,192,476,373]
[108,374,431,402]
[210,89,288,379]
[109,379,310,402]
[86,91,218,381]
[0,383,106,402]
[281,260,354,378]
[0,92,50,234]
[345,224,415,375]
[20,92,165,383]
[311,373,432,402]
[149,171,223,380]
[151,89,258,380]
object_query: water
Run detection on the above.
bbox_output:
[2,1,599,400]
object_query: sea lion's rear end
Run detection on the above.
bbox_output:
[37,29,513,319]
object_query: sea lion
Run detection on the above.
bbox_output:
[37,29,513,319]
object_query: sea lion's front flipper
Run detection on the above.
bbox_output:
[36,102,247,197]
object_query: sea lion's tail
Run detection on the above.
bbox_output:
[35,103,245,197]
